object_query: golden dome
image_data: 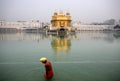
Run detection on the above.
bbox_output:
[66,12,70,15]
[54,12,58,15]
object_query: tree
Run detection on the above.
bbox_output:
[104,19,116,25]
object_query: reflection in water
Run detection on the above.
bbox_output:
[51,35,71,54]
[0,32,120,42]
[76,31,120,43]
[113,32,120,39]
[50,34,77,62]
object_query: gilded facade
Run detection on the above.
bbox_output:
[51,12,71,27]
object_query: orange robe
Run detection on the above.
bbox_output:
[44,61,54,79]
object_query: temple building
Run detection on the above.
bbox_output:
[51,11,71,27]
[44,11,77,34]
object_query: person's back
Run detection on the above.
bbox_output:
[45,61,53,72]
[44,61,54,79]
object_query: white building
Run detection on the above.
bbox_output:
[76,25,114,31]
[0,21,115,31]
[0,21,42,29]
[72,22,114,31]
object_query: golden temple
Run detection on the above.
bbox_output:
[44,11,77,34]
[51,11,71,27]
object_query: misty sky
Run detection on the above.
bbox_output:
[0,0,120,23]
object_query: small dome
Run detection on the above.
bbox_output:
[59,11,64,15]
[66,12,70,15]
[54,12,58,15]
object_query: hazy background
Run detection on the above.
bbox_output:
[0,0,120,23]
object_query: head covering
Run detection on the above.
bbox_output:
[40,57,47,62]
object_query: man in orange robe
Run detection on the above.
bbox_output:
[40,57,54,79]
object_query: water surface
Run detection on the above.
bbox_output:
[0,31,120,81]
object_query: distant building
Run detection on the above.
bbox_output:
[51,11,71,27]
[48,11,77,34]
[0,20,43,32]
[0,20,42,29]
[76,24,114,31]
